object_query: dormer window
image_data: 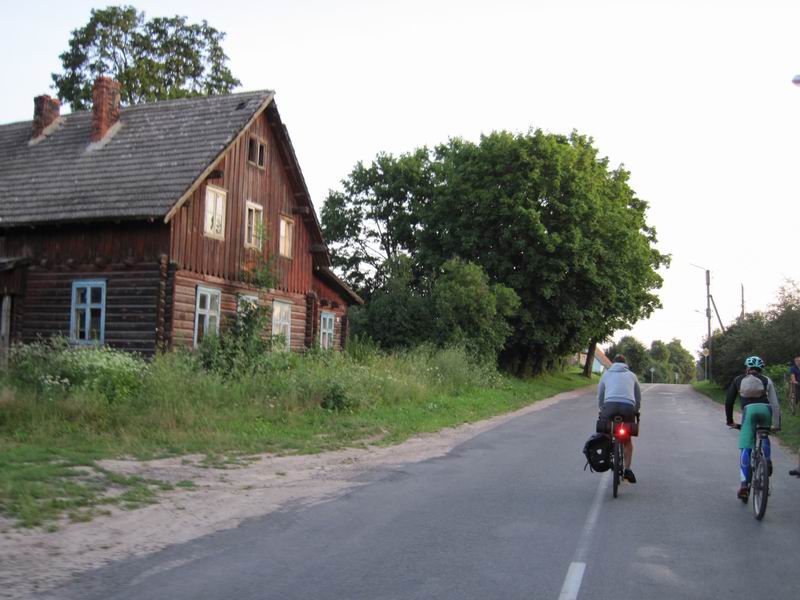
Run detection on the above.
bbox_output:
[247,136,266,169]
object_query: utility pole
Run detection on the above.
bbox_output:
[741,284,745,320]
[691,263,714,381]
[706,269,712,380]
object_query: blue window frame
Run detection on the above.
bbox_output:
[70,280,106,344]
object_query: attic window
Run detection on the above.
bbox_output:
[247,136,266,169]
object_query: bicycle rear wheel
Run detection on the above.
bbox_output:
[612,441,622,498]
[752,452,769,520]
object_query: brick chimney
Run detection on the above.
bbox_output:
[91,76,121,142]
[31,95,60,139]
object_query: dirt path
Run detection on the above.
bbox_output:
[0,387,589,599]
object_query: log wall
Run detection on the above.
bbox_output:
[19,261,163,356]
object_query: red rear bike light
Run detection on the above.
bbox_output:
[615,425,628,439]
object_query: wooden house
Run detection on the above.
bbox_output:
[0,77,361,360]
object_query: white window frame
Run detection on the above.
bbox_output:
[204,185,227,240]
[70,280,106,345]
[244,201,264,249]
[271,300,292,350]
[279,216,294,258]
[194,286,222,347]
[320,311,335,350]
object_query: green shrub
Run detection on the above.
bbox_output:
[8,338,147,403]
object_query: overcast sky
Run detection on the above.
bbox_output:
[2,0,798,355]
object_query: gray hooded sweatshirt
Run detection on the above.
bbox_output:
[598,363,641,411]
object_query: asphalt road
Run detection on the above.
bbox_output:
[46,384,800,600]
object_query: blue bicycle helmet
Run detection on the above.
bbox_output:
[744,356,764,370]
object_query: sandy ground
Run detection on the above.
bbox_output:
[0,387,589,600]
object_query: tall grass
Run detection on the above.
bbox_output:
[0,337,593,527]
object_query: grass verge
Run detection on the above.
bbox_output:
[0,345,595,528]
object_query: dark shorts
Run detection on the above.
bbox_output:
[600,402,637,422]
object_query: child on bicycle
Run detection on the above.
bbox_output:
[725,356,781,501]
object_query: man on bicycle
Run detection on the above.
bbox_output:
[789,356,800,477]
[725,355,781,501]
[598,354,641,483]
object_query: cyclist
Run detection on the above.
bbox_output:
[725,356,781,501]
[597,354,641,483]
[790,356,800,477]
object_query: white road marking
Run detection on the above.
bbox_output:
[557,562,586,600]
[557,471,610,600]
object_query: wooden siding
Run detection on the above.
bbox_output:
[19,262,162,355]
[0,222,170,264]
[169,111,313,295]
[170,270,309,351]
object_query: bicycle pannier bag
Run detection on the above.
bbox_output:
[739,374,767,398]
[583,433,611,472]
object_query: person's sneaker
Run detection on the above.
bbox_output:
[789,468,800,477]
[623,469,637,483]
[737,485,749,502]
[767,459,773,476]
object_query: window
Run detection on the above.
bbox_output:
[247,136,266,169]
[245,202,264,248]
[320,312,335,350]
[194,286,221,347]
[70,280,106,344]
[204,185,226,239]
[279,216,294,258]
[271,300,291,350]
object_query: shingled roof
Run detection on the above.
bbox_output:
[0,90,273,227]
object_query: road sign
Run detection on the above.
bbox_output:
[702,348,710,357]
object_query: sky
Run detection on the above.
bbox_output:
[2,0,799,355]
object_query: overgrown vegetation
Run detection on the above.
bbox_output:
[0,317,595,527]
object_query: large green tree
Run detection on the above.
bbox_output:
[321,149,432,296]
[420,131,667,374]
[52,5,240,110]
[325,130,666,373]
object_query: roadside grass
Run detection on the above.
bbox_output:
[692,380,800,454]
[0,345,596,528]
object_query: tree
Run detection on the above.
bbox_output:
[605,336,647,377]
[52,5,240,110]
[430,259,520,357]
[321,149,432,296]
[324,130,666,374]
[666,339,695,383]
[420,131,666,374]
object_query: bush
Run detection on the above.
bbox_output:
[196,302,274,377]
[8,338,148,403]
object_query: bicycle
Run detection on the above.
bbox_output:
[731,423,772,520]
[598,415,638,498]
[788,382,797,417]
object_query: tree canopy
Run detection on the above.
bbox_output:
[52,5,240,110]
[707,280,800,387]
[324,129,668,372]
[605,336,695,383]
